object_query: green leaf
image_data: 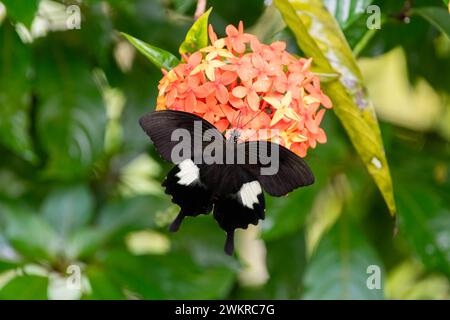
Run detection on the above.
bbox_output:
[122,32,180,70]
[41,185,93,239]
[0,23,35,162]
[0,275,48,300]
[2,0,39,29]
[179,7,212,54]
[65,227,109,260]
[97,195,170,235]
[274,0,396,216]
[303,217,384,299]
[0,259,19,273]
[0,202,59,262]
[248,5,286,43]
[396,184,450,276]
[85,266,125,299]
[102,249,235,299]
[412,7,450,39]
[323,0,373,30]
[35,45,107,180]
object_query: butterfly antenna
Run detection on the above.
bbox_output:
[236,110,242,128]
[240,108,264,129]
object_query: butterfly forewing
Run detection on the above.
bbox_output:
[239,141,315,196]
[139,110,224,163]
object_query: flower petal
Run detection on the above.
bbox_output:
[216,84,229,104]
[253,78,271,93]
[184,93,197,113]
[232,86,248,98]
[270,109,285,126]
[246,90,260,111]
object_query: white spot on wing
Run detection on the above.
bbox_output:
[239,181,262,209]
[176,159,199,186]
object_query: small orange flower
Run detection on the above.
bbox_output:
[155,22,332,157]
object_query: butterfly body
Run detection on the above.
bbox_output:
[139,110,314,255]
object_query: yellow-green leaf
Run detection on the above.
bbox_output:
[179,7,212,54]
[122,32,179,70]
[274,0,396,216]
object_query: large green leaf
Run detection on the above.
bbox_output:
[179,7,212,54]
[0,24,35,162]
[84,266,125,299]
[274,0,396,216]
[2,0,39,28]
[0,275,48,300]
[35,45,106,180]
[122,33,180,70]
[396,184,450,277]
[0,259,19,273]
[323,0,373,30]
[0,202,59,262]
[41,185,93,239]
[97,195,169,235]
[303,217,384,299]
[412,7,450,39]
[101,249,235,299]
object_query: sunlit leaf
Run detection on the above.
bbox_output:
[179,7,212,54]
[413,7,450,39]
[303,217,384,299]
[0,24,35,162]
[274,0,396,216]
[122,32,179,70]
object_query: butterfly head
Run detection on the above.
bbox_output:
[228,129,241,143]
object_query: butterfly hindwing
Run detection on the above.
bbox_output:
[209,168,265,255]
[162,159,213,231]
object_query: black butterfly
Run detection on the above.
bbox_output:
[139,110,314,255]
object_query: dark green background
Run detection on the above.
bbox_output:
[0,0,449,299]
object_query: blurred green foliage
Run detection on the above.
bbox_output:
[0,0,449,300]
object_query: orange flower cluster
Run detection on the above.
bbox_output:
[156,22,332,157]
